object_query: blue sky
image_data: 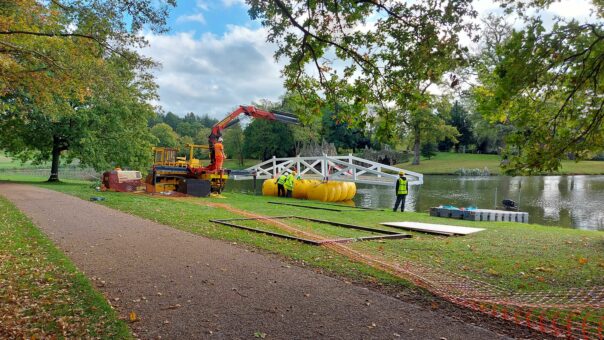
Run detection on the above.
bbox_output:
[167,0,256,36]
[142,0,596,119]
[142,0,284,118]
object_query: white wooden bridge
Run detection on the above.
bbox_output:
[232,154,423,186]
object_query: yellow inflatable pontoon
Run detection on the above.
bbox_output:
[262,179,356,202]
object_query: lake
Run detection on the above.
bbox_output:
[225,175,604,231]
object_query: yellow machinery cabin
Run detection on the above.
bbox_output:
[146,144,229,196]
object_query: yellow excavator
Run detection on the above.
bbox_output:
[145,105,299,196]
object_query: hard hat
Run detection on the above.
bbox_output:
[218,137,223,142]
[399,171,405,175]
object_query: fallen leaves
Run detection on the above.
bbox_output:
[129,311,138,322]
[578,257,588,265]
[486,268,500,277]
[0,200,125,339]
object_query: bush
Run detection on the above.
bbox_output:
[358,148,409,165]
[454,167,490,176]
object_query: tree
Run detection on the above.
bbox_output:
[1,0,174,116]
[243,120,295,160]
[223,124,245,167]
[250,0,604,171]
[421,141,437,160]
[1,0,173,181]
[439,101,474,152]
[151,123,179,148]
[404,99,459,165]
[248,0,476,137]
[321,109,370,153]
[472,4,604,172]
[199,114,219,129]
[0,58,156,181]
[280,91,322,154]
[163,112,181,131]
[194,127,212,145]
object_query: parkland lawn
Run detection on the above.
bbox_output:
[397,152,604,175]
[2,175,602,297]
[0,194,131,338]
[3,151,603,175]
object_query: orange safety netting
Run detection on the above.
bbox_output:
[194,199,603,339]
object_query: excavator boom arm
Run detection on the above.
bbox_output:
[209,105,299,144]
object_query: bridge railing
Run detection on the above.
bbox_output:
[233,154,423,186]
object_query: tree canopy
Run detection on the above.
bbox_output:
[473,5,604,172]
[0,57,156,180]
[1,0,173,116]
[249,0,604,171]
[1,0,174,180]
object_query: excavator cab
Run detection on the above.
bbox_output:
[153,147,179,166]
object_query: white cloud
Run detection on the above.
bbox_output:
[196,0,209,11]
[548,0,595,19]
[143,26,284,118]
[176,13,206,25]
[222,0,246,7]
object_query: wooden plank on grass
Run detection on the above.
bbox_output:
[380,222,485,236]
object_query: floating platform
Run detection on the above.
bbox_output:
[430,207,529,223]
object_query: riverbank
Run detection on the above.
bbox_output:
[2,175,601,294]
[395,152,604,175]
[1,175,602,336]
[0,194,130,338]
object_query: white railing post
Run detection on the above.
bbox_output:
[322,154,327,179]
[272,156,276,178]
[296,155,300,174]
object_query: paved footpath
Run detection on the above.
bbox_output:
[0,184,506,339]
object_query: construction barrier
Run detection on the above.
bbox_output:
[262,179,356,202]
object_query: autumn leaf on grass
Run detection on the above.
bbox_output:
[487,268,500,277]
[129,311,138,322]
[578,257,588,265]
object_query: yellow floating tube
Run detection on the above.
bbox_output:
[262,179,278,196]
[262,179,356,202]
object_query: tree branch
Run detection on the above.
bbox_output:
[273,0,379,76]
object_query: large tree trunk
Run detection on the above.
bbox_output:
[412,128,421,165]
[48,136,61,182]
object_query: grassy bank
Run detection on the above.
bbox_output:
[0,194,131,339]
[3,175,602,296]
[396,152,604,175]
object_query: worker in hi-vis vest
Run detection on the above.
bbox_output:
[284,170,296,198]
[275,172,288,197]
[393,171,408,212]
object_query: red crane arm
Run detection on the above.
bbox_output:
[209,105,299,144]
[205,105,299,170]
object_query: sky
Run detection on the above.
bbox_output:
[141,0,597,119]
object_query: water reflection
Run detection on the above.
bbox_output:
[224,175,604,231]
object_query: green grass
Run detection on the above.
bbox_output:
[0,193,131,339]
[0,153,41,169]
[222,158,261,170]
[3,174,602,296]
[396,152,604,175]
[0,152,83,170]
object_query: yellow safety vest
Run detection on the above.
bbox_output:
[397,178,408,195]
[277,175,287,185]
[284,174,295,190]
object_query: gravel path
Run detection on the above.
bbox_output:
[0,184,506,339]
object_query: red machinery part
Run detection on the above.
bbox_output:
[101,170,144,192]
